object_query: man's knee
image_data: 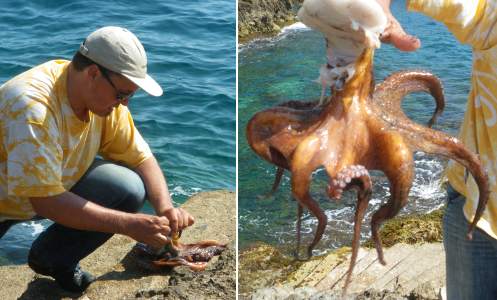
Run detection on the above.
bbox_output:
[119,171,146,213]
[71,160,146,213]
[101,167,146,213]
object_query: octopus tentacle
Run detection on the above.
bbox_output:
[271,167,284,193]
[325,165,375,295]
[153,258,208,272]
[292,170,328,259]
[334,167,373,295]
[397,124,489,239]
[258,167,285,199]
[180,240,226,248]
[371,134,415,265]
[254,101,325,196]
[373,70,445,128]
[327,165,371,199]
[295,203,304,258]
[277,100,320,110]
[303,193,327,259]
[246,106,322,167]
[133,240,226,271]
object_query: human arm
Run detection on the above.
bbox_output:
[29,191,171,248]
[379,0,497,50]
[134,156,194,233]
[99,106,194,233]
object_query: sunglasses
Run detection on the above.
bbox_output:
[97,65,135,102]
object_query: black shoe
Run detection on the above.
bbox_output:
[52,265,95,293]
[29,260,95,293]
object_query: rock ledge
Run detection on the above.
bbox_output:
[0,190,235,300]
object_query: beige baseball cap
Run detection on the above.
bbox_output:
[79,26,163,97]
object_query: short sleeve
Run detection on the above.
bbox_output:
[408,0,497,50]
[6,101,65,197]
[99,105,153,168]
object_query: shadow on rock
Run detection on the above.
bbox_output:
[96,246,176,283]
[18,276,83,300]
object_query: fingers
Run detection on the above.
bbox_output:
[168,209,179,233]
[187,212,195,227]
[148,232,169,249]
[179,208,193,229]
[150,216,171,249]
[130,208,193,249]
[175,208,185,232]
[379,11,420,52]
[166,208,195,234]
[156,216,171,236]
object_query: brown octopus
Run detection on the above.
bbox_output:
[246,47,489,292]
[134,237,226,272]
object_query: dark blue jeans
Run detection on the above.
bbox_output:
[0,159,145,273]
[444,185,497,300]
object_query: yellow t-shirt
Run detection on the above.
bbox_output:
[408,0,497,238]
[0,60,152,221]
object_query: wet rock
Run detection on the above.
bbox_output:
[238,0,302,43]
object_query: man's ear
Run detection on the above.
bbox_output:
[86,64,99,81]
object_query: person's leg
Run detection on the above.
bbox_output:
[28,159,146,292]
[443,185,497,300]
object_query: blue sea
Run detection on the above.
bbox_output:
[0,0,235,265]
[239,1,472,254]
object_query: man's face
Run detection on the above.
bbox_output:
[87,65,138,116]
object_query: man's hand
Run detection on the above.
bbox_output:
[161,207,194,234]
[125,213,172,249]
[376,0,421,51]
[134,157,195,234]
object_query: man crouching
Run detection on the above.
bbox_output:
[0,26,193,293]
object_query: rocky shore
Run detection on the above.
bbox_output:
[0,190,235,300]
[240,210,446,299]
[238,0,302,43]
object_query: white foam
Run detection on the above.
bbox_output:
[170,185,202,197]
[279,22,309,35]
[21,221,45,237]
[239,22,310,51]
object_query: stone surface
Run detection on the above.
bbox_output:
[316,243,445,296]
[0,190,235,300]
[241,209,447,299]
[239,243,303,296]
[242,243,446,299]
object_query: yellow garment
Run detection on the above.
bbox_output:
[0,60,152,221]
[408,0,497,238]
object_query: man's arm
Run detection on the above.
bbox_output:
[29,192,171,249]
[134,156,194,233]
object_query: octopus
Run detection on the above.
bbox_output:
[133,234,227,272]
[246,47,489,293]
